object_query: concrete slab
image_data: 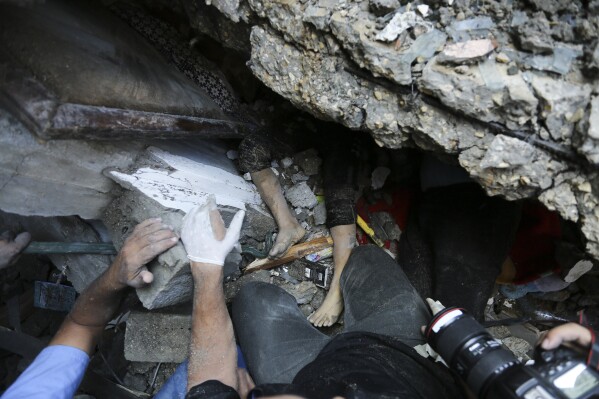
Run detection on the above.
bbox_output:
[124,308,191,363]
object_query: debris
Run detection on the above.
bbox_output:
[293,149,322,176]
[124,309,191,363]
[495,52,510,63]
[375,10,433,42]
[369,0,400,16]
[33,281,76,312]
[291,172,309,184]
[283,281,318,304]
[528,74,591,142]
[107,146,263,211]
[280,157,293,168]
[226,150,238,160]
[438,39,496,65]
[564,260,594,283]
[305,246,333,262]
[244,236,333,273]
[371,166,391,189]
[312,202,327,225]
[416,4,429,17]
[285,182,318,209]
[446,17,494,42]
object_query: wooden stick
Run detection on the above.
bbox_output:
[244,236,333,274]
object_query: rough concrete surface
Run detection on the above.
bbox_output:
[0,108,143,220]
[181,0,599,261]
[124,308,191,363]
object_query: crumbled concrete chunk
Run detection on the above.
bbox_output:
[285,182,318,209]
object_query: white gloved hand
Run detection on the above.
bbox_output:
[181,195,245,266]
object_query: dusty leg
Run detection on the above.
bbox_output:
[309,224,356,327]
[251,168,306,258]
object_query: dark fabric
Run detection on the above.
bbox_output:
[397,183,521,321]
[251,332,464,399]
[186,380,239,399]
[233,246,432,385]
[238,129,366,228]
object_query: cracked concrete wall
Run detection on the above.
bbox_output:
[181,0,599,261]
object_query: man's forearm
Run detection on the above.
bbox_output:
[50,264,128,354]
[187,263,238,392]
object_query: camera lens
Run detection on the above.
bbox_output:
[426,307,520,397]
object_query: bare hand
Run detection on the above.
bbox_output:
[112,218,179,288]
[539,322,593,350]
[0,231,31,269]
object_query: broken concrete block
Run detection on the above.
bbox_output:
[420,58,538,130]
[291,172,309,184]
[0,108,143,220]
[103,190,192,310]
[313,202,327,225]
[293,149,322,176]
[515,12,554,54]
[285,182,318,209]
[529,74,591,142]
[438,39,496,65]
[241,205,277,241]
[124,308,191,363]
[281,281,318,305]
[107,145,262,212]
[280,157,294,168]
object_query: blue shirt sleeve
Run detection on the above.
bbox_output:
[2,345,90,399]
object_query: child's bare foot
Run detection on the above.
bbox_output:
[268,222,306,258]
[308,283,343,327]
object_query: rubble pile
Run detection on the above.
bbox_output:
[182,0,599,262]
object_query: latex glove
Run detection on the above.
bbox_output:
[0,231,31,269]
[181,195,245,266]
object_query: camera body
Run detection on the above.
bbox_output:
[425,307,599,399]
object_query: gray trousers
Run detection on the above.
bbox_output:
[232,245,430,385]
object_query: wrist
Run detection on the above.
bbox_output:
[105,260,130,291]
[191,262,223,281]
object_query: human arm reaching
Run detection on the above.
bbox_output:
[2,218,178,399]
[0,230,31,269]
[180,195,248,394]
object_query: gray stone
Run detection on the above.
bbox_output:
[280,157,294,168]
[103,190,192,310]
[293,149,322,176]
[370,212,402,241]
[241,205,277,241]
[369,0,399,16]
[515,13,554,54]
[576,96,599,165]
[0,108,143,220]
[462,135,567,200]
[528,74,591,142]
[420,58,538,130]
[291,172,309,184]
[281,281,318,304]
[124,308,191,363]
[446,17,494,42]
[313,202,327,225]
[438,39,496,65]
[285,182,318,209]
